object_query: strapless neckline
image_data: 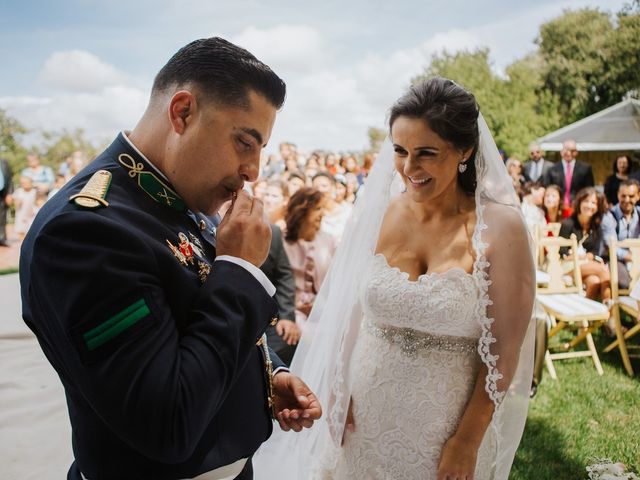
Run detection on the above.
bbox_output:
[373,253,474,284]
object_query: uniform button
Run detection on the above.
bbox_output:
[199,220,206,231]
[270,317,278,326]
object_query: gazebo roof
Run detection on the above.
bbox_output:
[538,98,640,151]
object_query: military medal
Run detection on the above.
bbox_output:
[197,261,211,284]
[166,239,187,266]
[177,232,195,264]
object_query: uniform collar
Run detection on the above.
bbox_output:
[115,132,187,212]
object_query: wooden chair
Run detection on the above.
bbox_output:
[534,222,562,270]
[536,234,609,378]
[605,237,640,376]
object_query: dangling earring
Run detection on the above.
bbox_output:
[458,162,467,173]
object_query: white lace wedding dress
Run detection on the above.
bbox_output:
[323,251,496,479]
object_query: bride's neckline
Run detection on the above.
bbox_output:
[373,253,474,283]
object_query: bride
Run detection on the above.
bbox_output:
[255,77,535,479]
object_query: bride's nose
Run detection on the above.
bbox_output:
[403,155,419,177]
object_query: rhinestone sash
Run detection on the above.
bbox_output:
[366,321,478,356]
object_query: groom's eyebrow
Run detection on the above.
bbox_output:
[239,127,266,147]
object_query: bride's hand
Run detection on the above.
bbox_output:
[437,434,479,480]
[341,397,355,446]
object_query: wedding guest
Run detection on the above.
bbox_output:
[604,155,632,206]
[21,153,55,195]
[263,179,289,230]
[47,174,68,200]
[543,139,594,209]
[344,172,359,203]
[559,187,611,305]
[283,188,336,330]
[312,172,353,242]
[543,184,571,223]
[324,153,339,175]
[252,178,268,199]
[0,157,13,247]
[520,182,546,230]
[506,157,526,191]
[261,224,299,366]
[286,171,307,197]
[12,175,38,237]
[601,179,640,290]
[359,152,375,184]
[523,142,553,183]
[262,153,284,178]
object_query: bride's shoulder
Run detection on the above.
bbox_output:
[481,202,529,248]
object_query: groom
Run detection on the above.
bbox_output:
[20,37,321,479]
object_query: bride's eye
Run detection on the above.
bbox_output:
[393,147,407,156]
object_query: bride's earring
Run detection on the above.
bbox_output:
[458,162,468,173]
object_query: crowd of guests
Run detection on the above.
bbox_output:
[242,142,374,364]
[0,151,89,245]
[515,139,640,396]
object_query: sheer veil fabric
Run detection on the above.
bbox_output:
[254,114,535,480]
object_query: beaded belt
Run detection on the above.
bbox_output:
[366,321,478,356]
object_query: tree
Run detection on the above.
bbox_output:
[39,128,99,171]
[0,108,28,178]
[604,7,640,101]
[367,126,387,152]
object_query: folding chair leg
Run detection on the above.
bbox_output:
[585,332,604,375]
[606,306,634,376]
[545,350,557,380]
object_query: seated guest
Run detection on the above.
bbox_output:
[521,181,546,230]
[601,179,640,290]
[604,155,632,207]
[543,184,571,223]
[263,179,289,231]
[559,187,612,312]
[283,188,337,331]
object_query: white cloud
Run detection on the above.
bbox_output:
[231,24,330,73]
[0,86,148,146]
[38,50,131,93]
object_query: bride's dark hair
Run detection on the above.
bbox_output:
[388,76,480,196]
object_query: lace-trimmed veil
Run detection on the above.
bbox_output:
[254,113,535,480]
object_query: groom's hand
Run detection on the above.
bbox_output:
[217,190,271,267]
[273,372,322,432]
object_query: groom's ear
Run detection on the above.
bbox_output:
[168,91,196,134]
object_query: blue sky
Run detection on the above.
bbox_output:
[0,0,626,153]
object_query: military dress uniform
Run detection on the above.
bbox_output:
[19,133,284,480]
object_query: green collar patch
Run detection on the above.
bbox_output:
[118,153,186,211]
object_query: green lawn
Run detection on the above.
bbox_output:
[0,266,18,275]
[511,332,640,479]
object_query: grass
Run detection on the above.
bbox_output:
[511,331,640,479]
[0,266,18,275]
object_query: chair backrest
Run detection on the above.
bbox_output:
[534,222,562,267]
[609,237,640,298]
[537,234,582,294]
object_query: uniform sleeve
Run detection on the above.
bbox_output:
[27,211,278,463]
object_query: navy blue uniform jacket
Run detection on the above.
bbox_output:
[19,133,282,479]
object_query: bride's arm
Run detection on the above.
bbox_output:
[438,205,535,479]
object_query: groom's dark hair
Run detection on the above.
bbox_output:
[151,37,286,109]
[388,77,479,196]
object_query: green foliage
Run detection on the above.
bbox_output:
[367,126,387,152]
[0,108,28,178]
[406,5,639,159]
[39,129,99,170]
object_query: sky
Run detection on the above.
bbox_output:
[0,0,626,155]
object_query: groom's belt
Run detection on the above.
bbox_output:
[81,457,247,480]
[365,321,478,356]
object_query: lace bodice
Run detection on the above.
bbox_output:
[363,254,482,339]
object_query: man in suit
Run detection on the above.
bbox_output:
[20,37,321,480]
[543,139,594,208]
[261,224,299,366]
[0,157,13,246]
[523,142,552,183]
